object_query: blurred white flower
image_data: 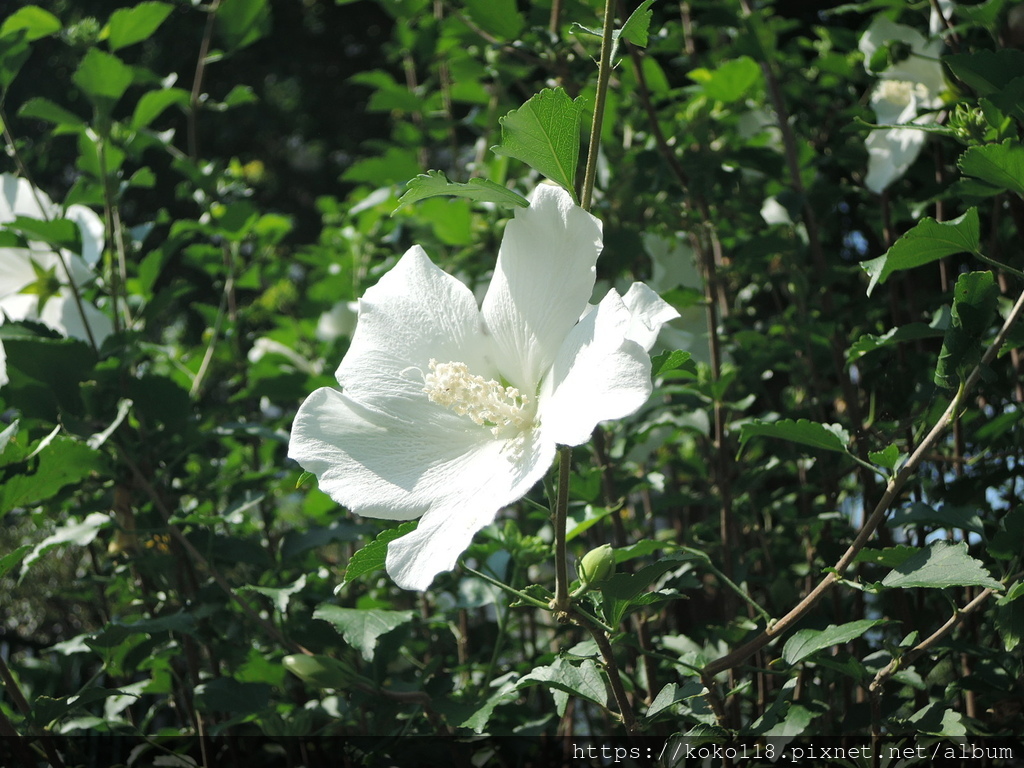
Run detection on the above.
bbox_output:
[644,232,710,365]
[0,174,112,386]
[288,185,678,590]
[859,17,946,194]
[315,300,359,342]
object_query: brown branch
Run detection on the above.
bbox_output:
[704,284,1024,677]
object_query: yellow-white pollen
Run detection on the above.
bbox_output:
[875,79,929,106]
[423,359,533,438]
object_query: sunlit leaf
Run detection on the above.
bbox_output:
[394,170,528,211]
[882,541,1003,591]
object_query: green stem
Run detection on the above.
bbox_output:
[579,0,616,212]
[553,445,572,614]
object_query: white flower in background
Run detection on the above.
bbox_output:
[289,184,678,590]
[315,300,359,342]
[0,174,112,385]
[859,17,946,194]
[644,232,710,366]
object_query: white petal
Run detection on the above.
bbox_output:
[289,387,555,589]
[39,291,113,346]
[0,340,7,387]
[481,184,602,392]
[0,248,38,298]
[385,429,554,590]
[340,245,492,412]
[621,282,680,351]
[865,127,928,194]
[65,205,105,267]
[539,290,654,447]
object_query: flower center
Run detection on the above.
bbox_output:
[423,359,534,438]
[875,79,929,106]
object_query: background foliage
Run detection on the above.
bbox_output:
[1,0,1024,766]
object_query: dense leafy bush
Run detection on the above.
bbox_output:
[2,0,1024,766]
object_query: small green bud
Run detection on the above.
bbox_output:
[578,544,615,587]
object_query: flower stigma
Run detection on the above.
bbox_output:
[423,359,535,440]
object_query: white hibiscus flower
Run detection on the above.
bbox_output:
[0,174,112,385]
[859,16,946,194]
[289,184,678,590]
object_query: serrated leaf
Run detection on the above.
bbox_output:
[394,170,528,212]
[0,436,108,517]
[517,657,609,710]
[72,48,134,108]
[343,520,418,584]
[958,141,1024,198]
[882,541,1002,591]
[491,88,584,200]
[738,419,850,456]
[646,680,705,719]
[239,574,306,614]
[106,2,173,50]
[869,444,900,470]
[782,619,888,665]
[313,605,414,661]
[651,349,693,377]
[854,545,920,568]
[861,209,981,295]
[934,271,999,389]
[618,0,656,48]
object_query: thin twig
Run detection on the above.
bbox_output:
[704,284,1024,677]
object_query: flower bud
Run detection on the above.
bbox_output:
[578,544,615,587]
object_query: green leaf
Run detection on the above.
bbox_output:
[0,436,108,517]
[18,97,86,128]
[618,0,656,48]
[890,502,985,535]
[601,552,696,625]
[782,619,888,665]
[394,170,528,212]
[463,0,524,39]
[688,56,763,102]
[4,216,79,250]
[240,574,306,614]
[0,6,61,41]
[861,209,981,295]
[21,512,110,576]
[846,321,946,363]
[868,444,900,470]
[854,545,920,568]
[646,680,706,719]
[517,657,609,711]
[738,418,850,456]
[934,271,999,389]
[72,48,134,109]
[0,545,31,579]
[106,2,173,50]
[958,141,1024,197]
[216,0,270,52]
[651,349,693,377]
[997,591,1024,651]
[881,541,1003,591]
[282,653,372,690]
[131,87,189,130]
[313,605,414,661]
[944,50,1024,97]
[343,520,418,584]
[492,88,584,200]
